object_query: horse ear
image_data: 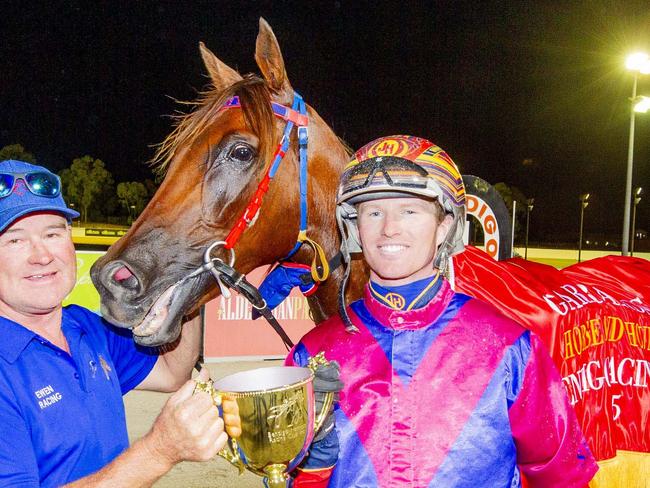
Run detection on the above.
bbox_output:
[199,42,242,91]
[255,18,293,102]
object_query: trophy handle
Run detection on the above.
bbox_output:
[194,380,247,474]
[307,352,336,433]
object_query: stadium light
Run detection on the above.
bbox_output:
[622,52,650,255]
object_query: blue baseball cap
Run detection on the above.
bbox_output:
[0,160,80,233]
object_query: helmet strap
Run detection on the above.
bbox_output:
[336,207,360,334]
[338,262,359,334]
[433,216,459,272]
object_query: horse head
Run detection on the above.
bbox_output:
[91,19,353,346]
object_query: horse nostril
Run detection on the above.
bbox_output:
[112,265,139,291]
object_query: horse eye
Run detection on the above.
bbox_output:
[230,144,254,162]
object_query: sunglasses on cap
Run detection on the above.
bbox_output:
[0,172,62,199]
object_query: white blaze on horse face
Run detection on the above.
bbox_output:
[0,213,76,321]
[357,198,451,287]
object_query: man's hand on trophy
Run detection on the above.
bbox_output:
[312,360,343,442]
[193,369,242,439]
[221,394,241,438]
[144,368,232,466]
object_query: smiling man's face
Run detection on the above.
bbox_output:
[0,212,76,320]
[357,197,451,286]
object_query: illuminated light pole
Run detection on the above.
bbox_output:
[525,198,534,260]
[578,193,590,263]
[631,187,642,256]
[622,52,650,255]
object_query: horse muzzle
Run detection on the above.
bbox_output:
[90,259,199,346]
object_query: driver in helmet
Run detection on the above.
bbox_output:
[286,135,598,487]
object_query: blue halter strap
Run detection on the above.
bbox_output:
[222,92,329,283]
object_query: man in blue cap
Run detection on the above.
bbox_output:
[0,160,240,486]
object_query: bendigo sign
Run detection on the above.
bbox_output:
[463,175,512,260]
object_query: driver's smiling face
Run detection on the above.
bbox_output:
[357,197,451,287]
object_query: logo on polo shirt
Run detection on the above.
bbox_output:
[88,355,112,381]
[99,354,112,380]
[34,384,63,410]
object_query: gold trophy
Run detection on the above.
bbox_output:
[197,353,333,487]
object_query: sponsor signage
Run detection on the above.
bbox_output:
[85,228,128,237]
[203,267,315,359]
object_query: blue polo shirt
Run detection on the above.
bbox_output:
[0,305,158,487]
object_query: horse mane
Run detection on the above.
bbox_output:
[151,74,275,176]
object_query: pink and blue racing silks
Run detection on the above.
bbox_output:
[287,280,598,487]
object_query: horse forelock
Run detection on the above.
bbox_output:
[151,74,276,176]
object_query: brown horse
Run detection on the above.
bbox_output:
[91,19,362,347]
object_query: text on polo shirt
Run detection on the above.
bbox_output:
[34,385,63,409]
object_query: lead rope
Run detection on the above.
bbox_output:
[179,240,295,361]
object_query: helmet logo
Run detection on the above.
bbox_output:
[367,139,409,158]
[384,292,406,309]
[374,140,399,155]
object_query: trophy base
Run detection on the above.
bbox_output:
[263,463,289,488]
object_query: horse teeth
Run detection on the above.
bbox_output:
[132,283,177,336]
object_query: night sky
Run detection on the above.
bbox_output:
[2,1,649,243]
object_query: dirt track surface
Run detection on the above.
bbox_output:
[124,360,282,487]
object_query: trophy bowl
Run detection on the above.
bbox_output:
[212,364,331,487]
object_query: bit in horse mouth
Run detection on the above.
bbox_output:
[131,283,178,337]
